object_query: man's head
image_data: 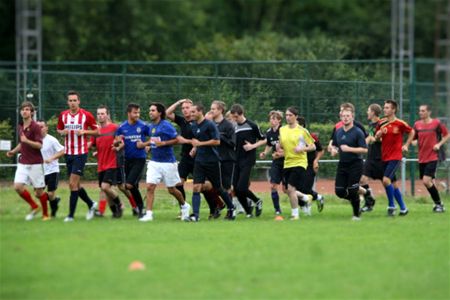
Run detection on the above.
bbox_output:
[67,90,81,112]
[190,103,205,122]
[149,102,166,122]
[285,106,299,125]
[210,100,226,119]
[339,102,355,117]
[230,104,245,123]
[418,104,431,120]
[341,109,354,126]
[20,101,35,120]
[97,105,110,125]
[268,110,283,128]
[383,99,398,118]
[367,103,382,120]
[127,103,140,123]
[180,99,193,119]
[37,119,47,136]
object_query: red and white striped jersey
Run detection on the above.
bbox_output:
[57,108,98,155]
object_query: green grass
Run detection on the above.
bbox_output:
[1,187,449,300]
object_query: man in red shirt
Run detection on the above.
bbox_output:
[375,99,415,216]
[57,90,98,222]
[413,104,449,212]
[6,102,49,220]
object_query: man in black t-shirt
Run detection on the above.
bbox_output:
[230,104,266,217]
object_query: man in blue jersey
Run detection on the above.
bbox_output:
[188,103,236,221]
[137,103,191,222]
[114,103,149,216]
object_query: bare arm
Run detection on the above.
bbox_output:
[402,129,415,152]
[20,134,42,150]
[243,139,267,152]
[191,138,220,147]
[166,99,189,121]
[44,149,65,164]
[6,144,21,157]
[259,145,272,159]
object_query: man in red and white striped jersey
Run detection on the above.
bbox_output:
[57,90,98,222]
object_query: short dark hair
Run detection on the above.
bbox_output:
[420,104,431,111]
[193,103,205,113]
[150,102,166,119]
[286,106,299,116]
[211,100,226,113]
[67,90,80,99]
[127,103,140,113]
[230,104,244,115]
[297,116,306,127]
[97,104,110,114]
[20,101,35,112]
[385,99,398,112]
[340,102,355,113]
[368,103,382,116]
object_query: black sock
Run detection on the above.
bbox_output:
[246,190,259,203]
[78,187,94,207]
[69,190,79,218]
[362,184,369,194]
[218,189,233,209]
[350,196,360,217]
[112,196,121,207]
[236,191,252,214]
[176,185,186,201]
[426,185,441,205]
[312,190,318,200]
[202,191,216,214]
[130,186,143,211]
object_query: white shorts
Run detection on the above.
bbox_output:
[14,163,45,188]
[146,160,181,187]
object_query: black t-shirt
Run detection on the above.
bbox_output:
[367,121,382,160]
[307,133,323,166]
[191,119,220,163]
[332,125,367,163]
[216,118,236,162]
[266,126,283,164]
[235,119,265,163]
[330,120,368,140]
[174,114,194,158]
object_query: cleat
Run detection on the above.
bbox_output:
[274,215,284,221]
[50,197,60,217]
[25,207,40,221]
[360,205,373,213]
[352,216,361,221]
[289,215,299,221]
[433,204,445,213]
[213,204,226,219]
[113,206,123,218]
[42,216,51,221]
[181,203,191,221]
[189,214,199,222]
[224,208,236,220]
[255,199,263,217]
[139,213,153,222]
[399,209,409,216]
[86,202,97,220]
[95,211,104,217]
[387,207,396,217]
[302,202,312,216]
[246,214,253,218]
[132,207,139,216]
[316,194,324,212]
[275,210,282,215]
[64,216,74,222]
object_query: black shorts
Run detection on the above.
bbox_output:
[65,154,88,177]
[45,172,59,192]
[419,161,437,179]
[193,161,222,189]
[178,156,195,180]
[220,160,234,190]
[304,166,316,192]
[98,168,120,187]
[283,166,307,193]
[335,160,363,191]
[269,160,284,184]
[124,158,146,186]
[383,160,399,182]
[362,159,384,180]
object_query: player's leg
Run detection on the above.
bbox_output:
[233,162,253,216]
[14,163,39,218]
[347,161,363,220]
[125,158,145,215]
[204,161,235,220]
[29,164,48,220]
[420,162,444,212]
[46,173,61,217]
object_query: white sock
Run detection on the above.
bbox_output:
[302,195,310,202]
[146,210,153,216]
[292,208,299,216]
[182,203,189,208]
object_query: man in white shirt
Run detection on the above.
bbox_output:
[38,120,65,217]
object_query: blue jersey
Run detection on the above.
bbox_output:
[116,120,150,159]
[191,119,220,163]
[148,119,178,163]
[332,125,367,163]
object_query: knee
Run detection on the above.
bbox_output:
[146,184,156,192]
[125,183,134,190]
[270,184,278,191]
[382,177,391,186]
[14,184,24,193]
[347,186,359,199]
[335,187,348,199]
[422,176,432,187]
[193,184,202,193]
[34,189,44,198]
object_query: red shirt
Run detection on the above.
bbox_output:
[377,118,413,161]
[57,108,97,155]
[18,120,43,164]
[414,119,448,163]
[92,123,119,172]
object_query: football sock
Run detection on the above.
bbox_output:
[291,207,299,216]
[218,189,233,209]
[236,191,252,214]
[350,195,360,217]
[127,194,137,208]
[192,192,201,217]
[393,188,406,211]
[19,189,38,210]
[98,199,107,214]
[385,184,395,208]
[362,184,370,194]
[176,185,186,201]
[130,187,144,212]
[202,190,217,214]
[112,196,121,206]
[271,190,280,212]
[78,187,94,207]
[69,190,79,218]
[39,192,49,217]
[246,190,259,203]
[426,185,441,204]
[211,189,225,208]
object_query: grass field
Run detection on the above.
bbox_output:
[0,187,449,300]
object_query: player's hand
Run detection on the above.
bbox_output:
[44,158,53,163]
[74,129,84,136]
[191,139,201,147]
[177,136,191,145]
[92,151,98,157]
[57,129,69,136]
[154,140,165,147]
[330,146,339,157]
[340,145,351,152]
[189,147,197,157]
[19,133,28,143]
[374,130,382,140]
[433,144,441,152]
[401,145,409,152]
[6,151,14,158]
[367,136,376,144]
[294,145,305,153]
[259,152,266,159]
[243,141,254,151]
[136,140,145,149]
[313,160,319,173]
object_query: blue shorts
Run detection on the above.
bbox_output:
[65,154,88,177]
[383,160,400,181]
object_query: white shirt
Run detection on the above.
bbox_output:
[40,134,65,175]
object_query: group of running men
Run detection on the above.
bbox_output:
[7,90,449,221]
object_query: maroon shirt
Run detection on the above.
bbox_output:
[18,120,43,164]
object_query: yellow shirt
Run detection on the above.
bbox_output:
[279,124,315,169]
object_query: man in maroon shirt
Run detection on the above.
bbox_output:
[6,102,49,220]
[413,104,449,212]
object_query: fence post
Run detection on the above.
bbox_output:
[409,58,416,196]
[214,63,219,99]
[305,63,311,125]
[121,64,127,115]
[111,76,116,120]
